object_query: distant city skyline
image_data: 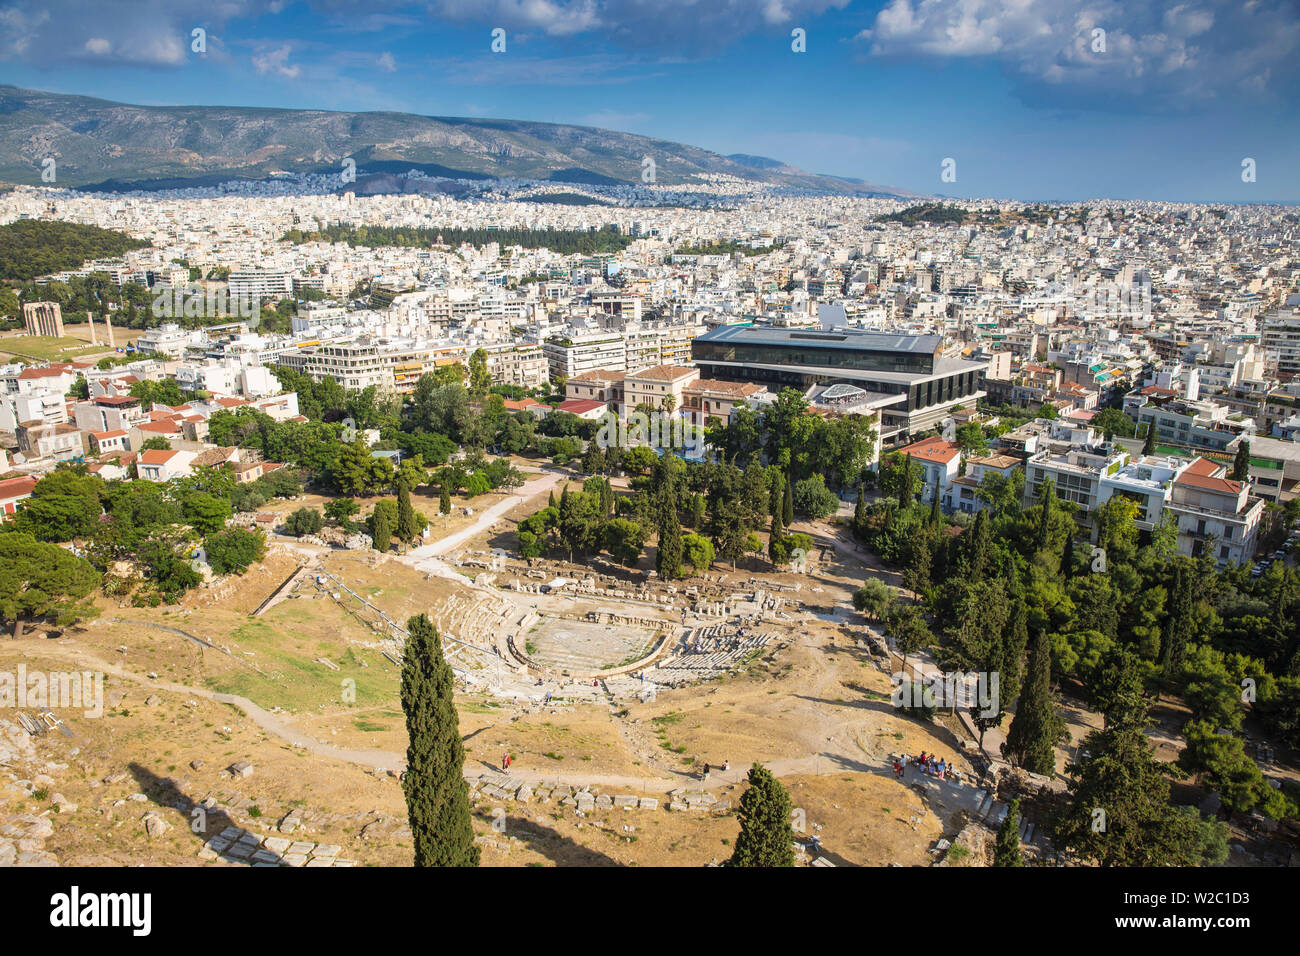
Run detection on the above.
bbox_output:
[1,1,1298,202]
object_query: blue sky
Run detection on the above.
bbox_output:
[1,1,1298,201]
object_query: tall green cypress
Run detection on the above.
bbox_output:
[782,477,794,526]
[853,480,867,536]
[401,613,479,867]
[1061,533,1077,577]
[1004,629,1066,776]
[1142,423,1155,456]
[967,509,992,580]
[728,764,795,867]
[396,478,419,542]
[1231,440,1250,483]
[929,487,942,526]
[1160,563,1194,681]
[993,797,1023,866]
[440,484,452,516]
[655,489,683,580]
[371,503,393,552]
[768,508,786,564]
[769,471,785,519]
[1035,476,1054,552]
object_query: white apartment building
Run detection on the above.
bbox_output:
[1123,395,1255,454]
[951,453,1021,515]
[483,342,548,390]
[228,270,293,299]
[1025,444,1130,516]
[1096,455,1191,530]
[301,340,392,391]
[73,395,148,433]
[137,323,200,359]
[543,331,626,380]
[1166,457,1265,565]
[1261,309,1300,380]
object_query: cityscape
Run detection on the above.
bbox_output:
[0,0,1297,914]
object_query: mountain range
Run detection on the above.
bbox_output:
[0,85,913,197]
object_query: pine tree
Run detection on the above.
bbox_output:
[782,477,794,526]
[1004,629,1066,776]
[728,764,795,867]
[993,797,1023,866]
[396,478,419,542]
[1231,440,1250,482]
[401,614,479,867]
[655,489,683,580]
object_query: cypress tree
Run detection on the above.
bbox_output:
[1004,629,1066,776]
[396,478,419,542]
[1231,440,1250,482]
[782,477,794,526]
[1035,476,1054,552]
[853,480,867,536]
[440,484,452,516]
[993,797,1023,866]
[690,492,706,528]
[1062,533,1077,577]
[929,487,942,526]
[547,489,556,510]
[401,614,479,867]
[1002,553,1020,597]
[1142,423,1155,456]
[967,509,992,580]
[768,508,786,564]
[728,764,795,867]
[371,504,393,552]
[1160,563,1194,681]
[769,472,784,520]
[656,490,683,580]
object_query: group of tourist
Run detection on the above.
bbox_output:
[892,751,954,781]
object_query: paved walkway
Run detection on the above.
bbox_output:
[405,468,568,563]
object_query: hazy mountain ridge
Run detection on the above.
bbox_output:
[0,86,915,197]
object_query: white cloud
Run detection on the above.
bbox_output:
[858,0,1300,107]
[427,0,850,48]
[252,43,300,78]
[83,37,111,55]
[377,50,397,72]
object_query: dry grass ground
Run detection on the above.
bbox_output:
[1,476,993,868]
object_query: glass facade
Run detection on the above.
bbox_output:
[692,339,936,374]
